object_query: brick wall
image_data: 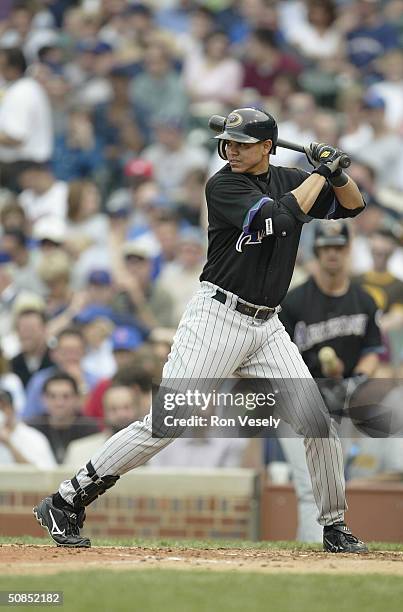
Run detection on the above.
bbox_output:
[0,467,260,541]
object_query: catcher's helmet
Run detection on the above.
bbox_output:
[208,108,278,160]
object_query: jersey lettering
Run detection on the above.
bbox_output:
[294,313,368,352]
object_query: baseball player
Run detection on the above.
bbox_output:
[34,108,368,553]
[280,221,383,419]
[280,221,383,381]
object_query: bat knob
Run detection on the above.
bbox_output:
[339,153,351,169]
[208,114,226,133]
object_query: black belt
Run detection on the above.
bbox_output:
[212,290,277,321]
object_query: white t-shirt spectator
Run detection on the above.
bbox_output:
[19,181,68,223]
[143,143,209,199]
[0,77,53,163]
[286,23,342,60]
[0,421,56,469]
[369,81,403,130]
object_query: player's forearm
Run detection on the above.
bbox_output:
[331,176,365,210]
[249,175,325,235]
[290,173,327,214]
[354,352,379,377]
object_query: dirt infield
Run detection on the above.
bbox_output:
[1,544,403,575]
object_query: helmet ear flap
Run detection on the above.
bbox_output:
[218,139,228,160]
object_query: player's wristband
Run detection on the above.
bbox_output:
[311,165,332,179]
[329,170,349,187]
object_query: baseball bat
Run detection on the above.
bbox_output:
[208,115,351,168]
[277,138,351,169]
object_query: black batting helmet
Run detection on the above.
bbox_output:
[208,108,278,160]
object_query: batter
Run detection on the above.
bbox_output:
[34,108,368,553]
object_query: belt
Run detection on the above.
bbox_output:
[212,289,277,321]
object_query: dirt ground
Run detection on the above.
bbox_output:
[1,545,403,575]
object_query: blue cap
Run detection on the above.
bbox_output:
[88,269,112,286]
[363,92,385,110]
[74,304,115,325]
[111,326,143,351]
[76,40,113,55]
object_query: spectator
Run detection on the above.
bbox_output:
[83,331,150,424]
[76,310,116,381]
[11,309,54,388]
[142,117,209,200]
[1,229,44,295]
[346,93,403,191]
[273,93,317,167]
[23,327,98,420]
[242,28,302,100]
[51,108,105,182]
[64,383,144,466]
[173,168,207,228]
[183,29,243,107]
[156,228,207,325]
[69,41,115,109]
[29,371,99,464]
[0,47,52,191]
[151,211,181,273]
[92,66,144,191]
[286,0,342,62]
[369,50,403,130]
[345,0,399,76]
[176,6,216,61]
[0,346,25,416]
[344,437,403,482]
[17,162,68,223]
[32,216,66,253]
[118,238,175,329]
[36,249,73,319]
[65,180,109,264]
[356,228,403,332]
[129,41,188,136]
[0,199,29,235]
[0,389,55,468]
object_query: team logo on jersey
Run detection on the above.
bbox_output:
[294,314,368,352]
[226,112,243,128]
[236,230,266,252]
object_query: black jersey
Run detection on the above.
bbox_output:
[279,277,383,378]
[200,163,363,306]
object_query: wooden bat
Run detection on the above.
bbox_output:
[208,115,351,168]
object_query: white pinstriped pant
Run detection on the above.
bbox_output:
[60,282,346,528]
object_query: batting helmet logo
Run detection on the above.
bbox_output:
[226,112,243,128]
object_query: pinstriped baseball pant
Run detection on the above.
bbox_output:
[59,281,346,527]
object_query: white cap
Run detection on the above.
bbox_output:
[122,235,160,259]
[32,216,66,244]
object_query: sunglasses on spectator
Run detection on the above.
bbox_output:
[124,254,147,262]
[40,239,62,247]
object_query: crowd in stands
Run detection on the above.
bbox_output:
[0,0,403,484]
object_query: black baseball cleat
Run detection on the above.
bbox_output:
[33,496,91,548]
[323,523,368,553]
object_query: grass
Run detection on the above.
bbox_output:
[1,570,403,612]
[1,535,403,552]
